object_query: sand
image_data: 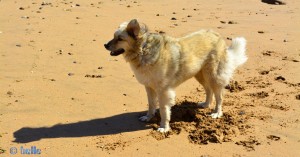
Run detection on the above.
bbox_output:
[0,0,299,156]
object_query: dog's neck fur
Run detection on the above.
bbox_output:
[123,33,164,68]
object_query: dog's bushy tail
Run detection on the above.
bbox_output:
[227,37,247,69]
[220,37,247,84]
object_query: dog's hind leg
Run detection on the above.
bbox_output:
[195,72,213,108]
[211,86,223,118]
[139,86,157,122]
[157,88,175,133]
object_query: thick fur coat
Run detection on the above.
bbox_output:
[104,19,247,132]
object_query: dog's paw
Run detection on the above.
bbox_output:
[139,115,151,122]
[157,127,170,133]
[198,102,209,108]
[211,112,223,119]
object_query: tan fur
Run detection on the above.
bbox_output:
[104,19,247,132]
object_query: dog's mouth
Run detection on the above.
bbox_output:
[110,48,125,56]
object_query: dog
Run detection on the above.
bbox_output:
[104,19,247,132]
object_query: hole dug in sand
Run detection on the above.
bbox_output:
[148,101,251,145]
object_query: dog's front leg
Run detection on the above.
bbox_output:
[157,88,176,133]
[139,86,157,122]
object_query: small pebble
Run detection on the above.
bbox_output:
[239,111,245,115]
[85,74,102,78]
[21,16,29,19]
[228,21,237,24]
[171,17,177,20]
[259,70,269,75]
[296,94,300,100]
[68,73,74,76]
[275,76,285,81]
[7,91,13,96]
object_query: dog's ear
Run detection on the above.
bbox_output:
[126,19,140,39]
[140,23,148,35]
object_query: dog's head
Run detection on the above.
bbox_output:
[104,19,148,56]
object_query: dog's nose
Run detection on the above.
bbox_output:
[104,44,109,49]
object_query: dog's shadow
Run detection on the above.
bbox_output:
[13,101,203,143]
[13,111,148,143]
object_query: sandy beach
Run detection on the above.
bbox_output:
[0,0,300,156]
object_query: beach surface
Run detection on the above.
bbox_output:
[0,0,300,156]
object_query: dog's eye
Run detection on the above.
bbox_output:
[117,38,123,41]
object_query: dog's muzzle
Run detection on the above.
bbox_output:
[104,43,125,56]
